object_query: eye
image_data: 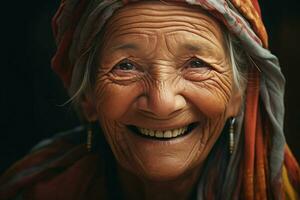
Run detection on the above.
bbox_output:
[110,59,142,84]
[187,58,208,68]
[114,59,136,71]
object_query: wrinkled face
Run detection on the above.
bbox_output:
[85,2,242,181]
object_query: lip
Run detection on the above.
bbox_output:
[126,122,199,140]
[126,120,198,131]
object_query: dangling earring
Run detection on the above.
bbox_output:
[86,123,93,152]
[229,117,236,155]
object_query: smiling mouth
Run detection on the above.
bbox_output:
[127,123,198,140]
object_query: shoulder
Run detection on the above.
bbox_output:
[0,127,108,200]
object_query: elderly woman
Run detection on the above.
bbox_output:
[0,0,299,199]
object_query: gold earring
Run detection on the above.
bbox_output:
[229,117,236,155]
[86,124,93,152]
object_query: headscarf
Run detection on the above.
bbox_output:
[50,0,300,199]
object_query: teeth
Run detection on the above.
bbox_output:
[164,131,172,138]
[143,129,149,135]
[172,130,178,137]
[149,130,155,136]
[138,126,189,139]
[155,131,163,138]
[147,129,151,135]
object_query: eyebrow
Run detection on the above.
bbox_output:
[183,43,201,52]
[112,43,140,51]
[111,41,215,55]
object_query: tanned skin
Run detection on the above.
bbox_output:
[82,1,242,200]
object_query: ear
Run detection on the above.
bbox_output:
[81,94,98,122]
[226,87,243,117]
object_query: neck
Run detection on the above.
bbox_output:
[117,166,201,200]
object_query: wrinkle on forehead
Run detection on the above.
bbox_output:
[106,1,216,24]
[99,1,228,71]
[103,19,223,45]
[101,1,224,44]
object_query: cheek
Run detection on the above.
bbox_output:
[92,80,143,167]
[184,74,233,118]
[93,80,142,120]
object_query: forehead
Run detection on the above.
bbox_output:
[98,1,227,61]
[102,1,224,41]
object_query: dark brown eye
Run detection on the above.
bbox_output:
[115,60,135,71]
[188,58,207,68]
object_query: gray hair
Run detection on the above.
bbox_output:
[225,32,249,92]
[66,30,249,111]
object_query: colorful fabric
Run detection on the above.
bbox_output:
[0,0,299,199]
[0,127,112,200]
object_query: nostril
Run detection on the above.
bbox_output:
[136,94,187,118]
[136,95,148,111]
[137,107,186,120]
[137,109,157,119]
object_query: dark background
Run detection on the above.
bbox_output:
[1,1,299,173]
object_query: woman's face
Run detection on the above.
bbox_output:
[85,2,242,181]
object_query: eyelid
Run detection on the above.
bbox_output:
[184,57,211,68]
[113,58,140,71]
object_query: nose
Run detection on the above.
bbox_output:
[136,81,186,119]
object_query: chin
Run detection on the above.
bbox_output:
[134,157,201,182]
[114,123,208,182]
